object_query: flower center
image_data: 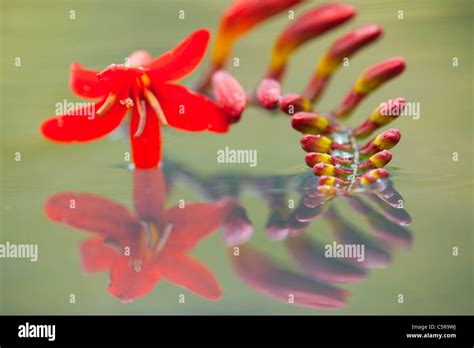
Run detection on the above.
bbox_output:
[138,220,172,259]
[96,65,168,138]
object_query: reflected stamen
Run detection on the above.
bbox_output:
[154,223,172,253]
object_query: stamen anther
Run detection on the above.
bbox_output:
[143,88,168,126]
[134,100,147,138]
[96,92,116,117]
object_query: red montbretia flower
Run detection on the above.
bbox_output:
[41,29,229,168]
[44,168,233,302]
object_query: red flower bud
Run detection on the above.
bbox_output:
[300,134,332,153]
[256,79,282,109]
[333,57,406,118]
[313,163,352,178]
[360,129,401,155]
[267,3,356,80]
[212,0,304,68]
[291,112,329,134]
[212,70,247,123]
[304,24,383,101]
[279,94,312,115]
[354,98,406,138]
[305,152,352,167]
[359,150,392,169]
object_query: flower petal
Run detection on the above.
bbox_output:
[45,192,139,242]
[70,62,106,98]
[147,29,210,83]
[108,257,160,302]
[130,103,162,169]
[164,200,232,252]
[80,238,117,273]
[133,168,166,223]
[158,253,222,300]
[41,99,127,142]
[154,83,229,133]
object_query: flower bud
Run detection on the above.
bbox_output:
[256,79,281,109]
[358,151,393,170]
[354,98,406,138]
[279,94,312,115]
[304,24,383,101]
[291,112,329,134]
[267,3,356,80]
[300,134,332,153]
[212,70,247,123]
[212,0,304,68]
[313,162,352,178]
[360,129,401,155]
[333,57,406,118]
[305,152,352,167]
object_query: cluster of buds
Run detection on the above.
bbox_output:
[192,0,407,199]
[164,159,412,309]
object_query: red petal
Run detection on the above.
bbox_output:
[108,257,160,302]
[147,29,210,82]
[154,83,229,133]
[80,238,117,273]
[45,192,139,242]
[70,62,106,98]
[158,253,222,300]
[130,104,161,169]
[133,168,166,223]
[41,99,127,142]
[164,201,232,252]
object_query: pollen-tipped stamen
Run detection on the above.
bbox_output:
[143,88,168,126]
[96,92,116,117]
[134,100,147,138]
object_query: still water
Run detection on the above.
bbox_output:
[1,0,472,314]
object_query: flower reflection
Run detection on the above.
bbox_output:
[45,163,412,310]
[226,173,412,309]
[45,168,232,302]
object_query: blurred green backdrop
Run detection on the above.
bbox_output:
[1,0,472,314]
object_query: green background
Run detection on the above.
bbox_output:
[1,0,472,314]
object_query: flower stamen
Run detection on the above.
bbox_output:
[96,92,116,117]
[119,97,134,108]
[134,100,147,138]
[143,88,168,126]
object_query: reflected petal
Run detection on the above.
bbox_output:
[158,253,222,300]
